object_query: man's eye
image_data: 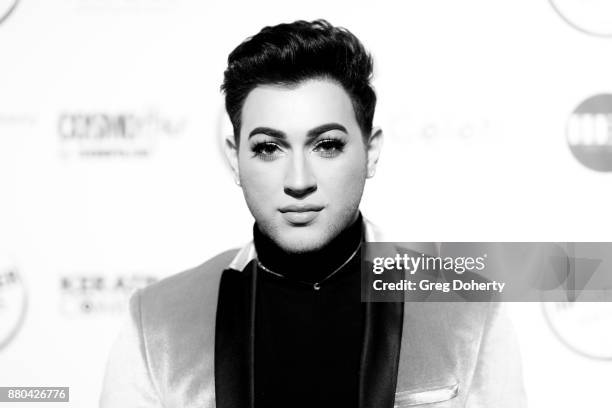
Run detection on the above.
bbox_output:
[252,142,282,160]
[313,139,345,158]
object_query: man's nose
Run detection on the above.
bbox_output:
[284,152,317,198]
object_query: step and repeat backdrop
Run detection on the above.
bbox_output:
[1,0,611,407]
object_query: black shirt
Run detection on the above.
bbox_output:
[253,214,364,408]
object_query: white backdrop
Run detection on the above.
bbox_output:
[1,1,611,407]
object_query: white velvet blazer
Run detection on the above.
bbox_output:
[100,221,526,407]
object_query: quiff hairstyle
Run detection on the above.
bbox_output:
[221,19,376,144]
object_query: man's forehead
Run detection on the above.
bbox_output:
[240,78,358,133]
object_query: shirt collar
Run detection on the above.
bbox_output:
[227,216,382,272]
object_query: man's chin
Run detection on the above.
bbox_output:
[273,225,331,254]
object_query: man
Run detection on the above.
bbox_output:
[100,20,525,407]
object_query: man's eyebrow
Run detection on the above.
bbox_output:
[248,123,348,140]
[306,123,348,138]
[248,127,286,139]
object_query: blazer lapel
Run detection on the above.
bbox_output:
[215,262,257,408]
[359,296,404,408]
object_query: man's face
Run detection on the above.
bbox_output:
[228,78,381,253]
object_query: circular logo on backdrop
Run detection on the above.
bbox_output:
[566,94,612,172]
[0,0,19,24]
[542,301,612,360]
[0,255,27,352]
[550,0,612,37]
[0,0,18,26]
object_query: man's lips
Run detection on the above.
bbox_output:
[279,204,324,213]
[279,204,324,224]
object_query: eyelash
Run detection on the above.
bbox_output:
[252,142,282,161]
[313,139,345,158]
[251,138,346,160]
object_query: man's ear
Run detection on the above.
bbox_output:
[223,135,241,186]
[366,126,383,179]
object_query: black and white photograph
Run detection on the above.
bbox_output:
[1,1,611,407]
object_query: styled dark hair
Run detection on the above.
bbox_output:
[221,19,376,143]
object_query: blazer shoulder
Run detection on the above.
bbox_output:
[137,248,238,327]
[121,249,238,403]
